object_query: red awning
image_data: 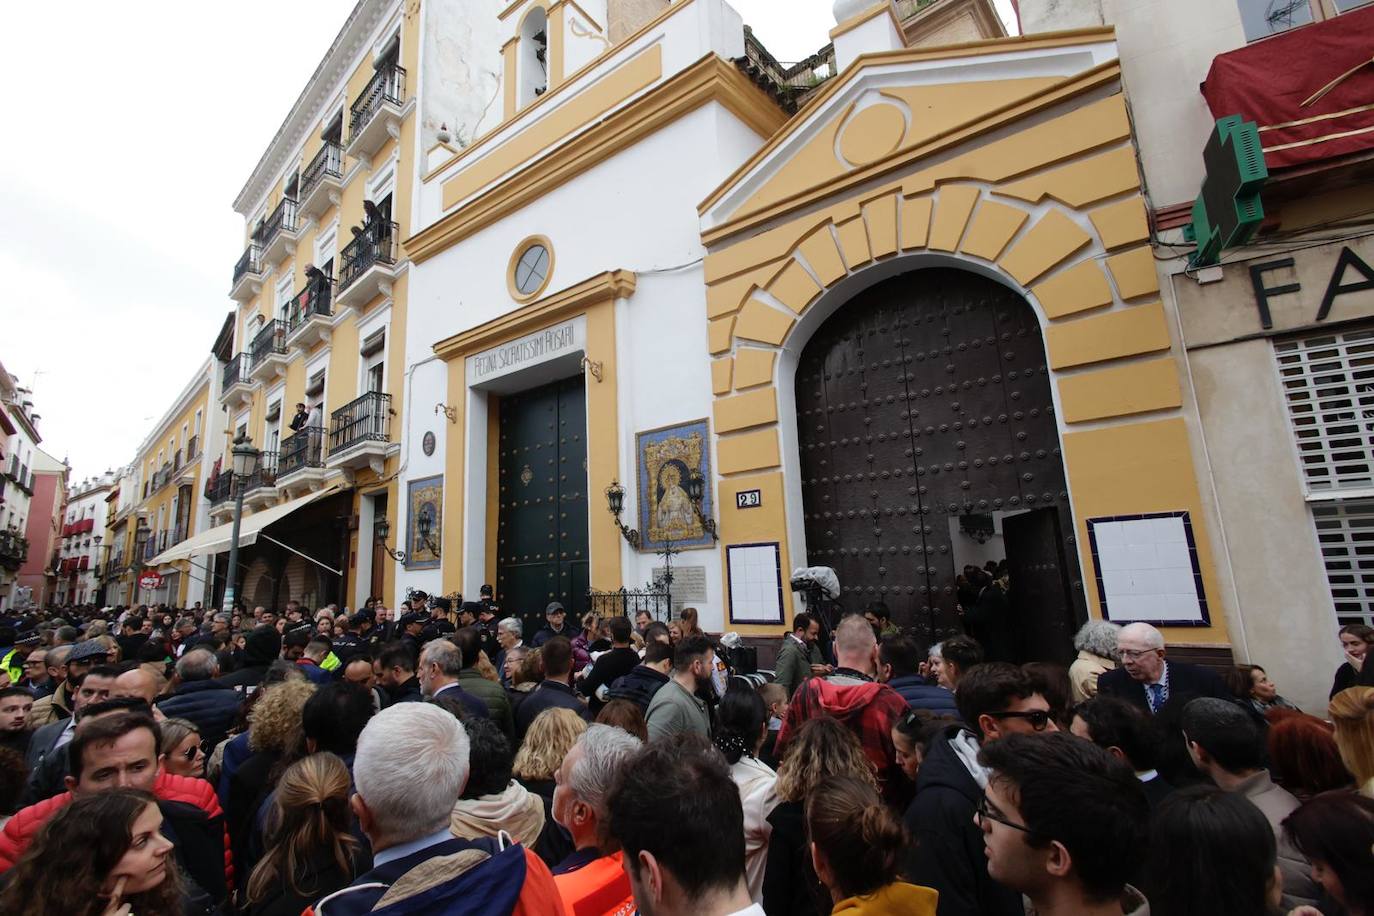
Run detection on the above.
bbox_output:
[1201,6,1374,170]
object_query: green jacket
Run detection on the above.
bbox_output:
[645,678,710,743]
[774,635,814,699]
[459,667,514,738]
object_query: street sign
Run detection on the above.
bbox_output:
[138,572,163,590]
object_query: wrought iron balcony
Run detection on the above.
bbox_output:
[231,244,264,302]
[285,276,334,351]
[243,451,280,509]
[327,391,392,472]
[348,64,407,162]
[299,141,345,221]
[0,529,27,570]
[278,425,327,483]
[249,319,288,382]
[221,352,255,405]
[255,197,300,266]
[206,471,235,506]
[336,221,399,312]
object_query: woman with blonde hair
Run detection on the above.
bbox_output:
[160,717,206,779]
[513,706,588,805]
[1330,686,1374,797]
[244,752,363,916]
[763,717,877,916]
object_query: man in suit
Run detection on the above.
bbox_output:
[1096,622,1229,715]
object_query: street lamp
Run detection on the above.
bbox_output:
[133,520,151,603]
[604,480,640,549]
[222,435,260,613]
[686,471,719,542]
[374,515,405,562]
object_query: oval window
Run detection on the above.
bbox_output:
[512,243,550,297]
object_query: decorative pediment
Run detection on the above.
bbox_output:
[700,29,1119,239]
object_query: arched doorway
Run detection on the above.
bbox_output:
[794,267,1084,662]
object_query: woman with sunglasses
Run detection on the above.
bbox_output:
[159,717,206,780]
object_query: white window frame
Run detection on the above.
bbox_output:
[356,303,391,398]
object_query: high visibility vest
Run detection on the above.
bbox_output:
[552,851,636,916]
[321,651,342,672]
[0,649,20,685]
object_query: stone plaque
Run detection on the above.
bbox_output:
[653,564,707,610]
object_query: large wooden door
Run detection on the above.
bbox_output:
[1003,508,1077,665]
[496,376,589,639]
[795,268,1084,656]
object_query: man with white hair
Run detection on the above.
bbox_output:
[314,703,561,914]
[1096,622,1228,715]
[494,616,523,687]
[416,638,491,721]
[550,724,642,910]
[774,613,909,803]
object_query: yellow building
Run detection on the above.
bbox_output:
[106,360,217,607]
[141,0,455,612]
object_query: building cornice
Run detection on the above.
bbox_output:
[232,0,397,216]
[433,270,636,360]
[407,53,787,263]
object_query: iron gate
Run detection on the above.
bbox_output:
[794,268,1084,660]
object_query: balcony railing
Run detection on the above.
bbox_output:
[737,27,836,113]
[245,451,279,493]
[300,142,344,201]
[223,353,251,391]
[250,319,287,368]
[206,471,235,506]
[186,435,199,461]
[339,222,398,292]
[0,529,28,569]
[330,391,391,453]
[233,244,262,287]
[255,197,299,249]
[287,277,333,331]
[349,64,406,145]
[143,536,158,561]
[279,426,326,477]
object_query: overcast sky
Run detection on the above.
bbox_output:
[2,0,1012,485]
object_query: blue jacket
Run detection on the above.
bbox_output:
[313,834,532,916]
[157,680,243,748]
[887,675,960,718]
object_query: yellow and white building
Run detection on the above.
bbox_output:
[140,0,506,611]
[400,0,1326,699]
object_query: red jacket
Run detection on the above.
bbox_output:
[553,851,636,916]
[0,770,234,889]
[775,671,910,804]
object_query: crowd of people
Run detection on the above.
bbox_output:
[0,594,1369,916]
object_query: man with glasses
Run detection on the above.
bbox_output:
[976,733,1151,916]
[19,648,51,696]
[904,662,1056,916]
[1097,622,1228,715]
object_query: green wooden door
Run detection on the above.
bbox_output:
[496,376,590,639]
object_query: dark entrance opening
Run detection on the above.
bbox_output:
[795,267,1084,663]
[496,375,590,639]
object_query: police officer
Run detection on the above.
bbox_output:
[422,596,456,642]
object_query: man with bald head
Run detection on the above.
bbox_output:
[112,667,166,719]
[774,613,911,802]
[1096,622,1229,715]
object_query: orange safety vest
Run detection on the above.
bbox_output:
[552,851,637,916]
